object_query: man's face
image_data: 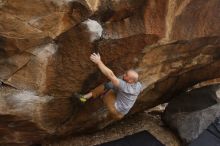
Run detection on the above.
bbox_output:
[123,70,134,83]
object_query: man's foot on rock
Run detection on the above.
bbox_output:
[74,93,88,103]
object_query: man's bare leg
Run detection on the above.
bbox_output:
[78,85,124,120]
[78,84,106,102]
[103,90,124,120]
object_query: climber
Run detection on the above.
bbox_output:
[75,53,142,120]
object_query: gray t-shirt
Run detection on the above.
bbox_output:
[106,78,142,115]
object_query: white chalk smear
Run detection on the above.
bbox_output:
[31,43,58,61]
[6,90,53,114]
[83,19,103,42]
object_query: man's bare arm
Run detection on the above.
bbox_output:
[90,53,120,87]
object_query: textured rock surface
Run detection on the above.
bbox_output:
[54,36,220,136]
[43,112,180,146]
[163,84,220,143]
[168,0,220,40]
[0,0,93,39]
[0,86,74,145]
[0,0,220,145]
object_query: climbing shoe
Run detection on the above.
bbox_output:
[74,93,87,103]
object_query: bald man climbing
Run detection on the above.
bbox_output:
[75,53,142,120]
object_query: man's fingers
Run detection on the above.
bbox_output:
[90,56,97,61]
[92,53,97,56]
[91,54,96,58]
[91,52,100,56]
[90,57,95,61]
[90,54,96,59]
[90,53,101,63]
[90,55,96,59]
[90,53,99,59]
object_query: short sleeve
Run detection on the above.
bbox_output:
[118,78,127,91]
[104,81,114,90]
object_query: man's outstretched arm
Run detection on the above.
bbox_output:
[90,53,120,87]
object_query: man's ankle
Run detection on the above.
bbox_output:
[84,92,93,99]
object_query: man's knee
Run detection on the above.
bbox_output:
[91,84,105,98]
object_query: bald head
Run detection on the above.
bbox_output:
[123,69,139,83]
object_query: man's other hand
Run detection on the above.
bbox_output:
[90,53,101,64]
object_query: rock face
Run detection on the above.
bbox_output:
[55,36,220,136]
[0,0,220,145]
[43,112,180,146]
[168,0,220,40]
[163,84,220,143]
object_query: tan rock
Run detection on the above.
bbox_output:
[0,86,74,145]
[0,0,220,145]
[44,23,158,97]
[0,52,32,80]
[0,0,92,39]
[6,43,58,92]
[56,37,220,136]
[166,0,220,40]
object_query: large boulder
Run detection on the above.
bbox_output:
[0,0,220,145]
[163,84,220,143]
[53,36,220,136]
